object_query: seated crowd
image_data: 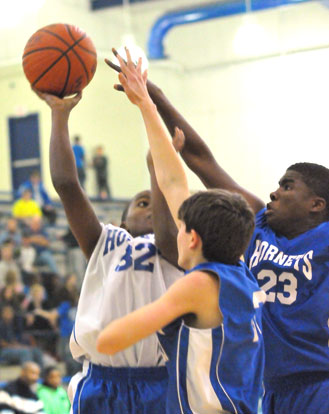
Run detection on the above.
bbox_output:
[0,212,82,378]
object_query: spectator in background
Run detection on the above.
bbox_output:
[61,227,86,289]
[0,305,44,368]
[24,217,58,275]
[0,242,23,289]
[17,171,57,225]
[37,366,70,414]
[0,361,45,414]
[0,270,25,312]
[0,218,22,250]
[19,234,37,284]
[25,283,58,357]
[92,145,111,199]
[72,136,86,189]
[12,188,42,225]
[34,274,80,377]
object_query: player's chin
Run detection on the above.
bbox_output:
[137,223,154,237]
[266,215,284,233]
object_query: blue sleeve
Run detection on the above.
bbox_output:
[16,180,31,199]
[255,207,267,228]
[244,208,266,264]
[57,301,70,317]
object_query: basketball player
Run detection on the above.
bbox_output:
[106,50,329,414]
[97,49,265,414]
[34,89,183,414]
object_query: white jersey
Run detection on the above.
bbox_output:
[70,223,182,367]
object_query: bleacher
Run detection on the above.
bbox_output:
[0,193,129,384]
[0,195,129,274]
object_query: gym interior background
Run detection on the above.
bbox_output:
[0,0,328,201]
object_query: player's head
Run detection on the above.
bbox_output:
[120,190,153,237]
[177,189,255,269]
[266,162,329,236]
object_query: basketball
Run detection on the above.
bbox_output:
[22,23,97,97]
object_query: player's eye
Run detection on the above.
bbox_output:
[137,200,149,208]
[280,183,292,191]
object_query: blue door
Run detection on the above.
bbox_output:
[8,114,41,195]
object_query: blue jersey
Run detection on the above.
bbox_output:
[244,208,329,386]
[158,261,265,414]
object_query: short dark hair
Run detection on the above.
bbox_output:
[287,162,329,219]
[178,189,255,264]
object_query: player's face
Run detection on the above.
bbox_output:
[266,170,316,237]
[125,190,153,237]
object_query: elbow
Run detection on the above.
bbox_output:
[52,176,80,193]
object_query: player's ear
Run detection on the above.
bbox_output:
[310,197,326,213]
[189,229,201,249]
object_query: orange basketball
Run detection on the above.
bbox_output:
[22,23,97,97]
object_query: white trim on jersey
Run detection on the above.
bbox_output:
[176,325,184,414]
[216,325,238,414]
[77,363,93,414]
[186,327,224,414]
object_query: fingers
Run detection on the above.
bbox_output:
[113,48,128,74]
[118,72,128,90]
[142,69,148,84]
[125,47,133,67]
[72,91,82,104]
[136,57,142,74]
[114,84,125,92]
[105,58,121,73]
[31,87,46,100]
[172,127,185,152]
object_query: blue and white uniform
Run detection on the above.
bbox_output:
[158,261,265,414]
[68,223,183,414]
[244,208,329,414]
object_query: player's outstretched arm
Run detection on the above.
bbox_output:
[114,48,189,226]
[148,82,265,213]
[147,151,178,267]
[106,58,264,214]
[97,272,211,355]
[34,91,101,259]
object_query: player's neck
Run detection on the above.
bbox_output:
[280,217,325,239]
[185,251,207,270]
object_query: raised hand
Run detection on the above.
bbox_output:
[172,127,185,153]
[111,47,150,107]
[33,88,82,113]
[105,56,124,92]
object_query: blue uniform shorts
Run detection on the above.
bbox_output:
[262,372,329,414]
[72,363,168,414]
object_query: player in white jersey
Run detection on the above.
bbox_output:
[34,89,183,414]
[96,48,265,414]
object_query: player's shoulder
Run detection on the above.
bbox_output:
[169,270,217,299]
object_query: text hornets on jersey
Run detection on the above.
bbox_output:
[249,239,313,280]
